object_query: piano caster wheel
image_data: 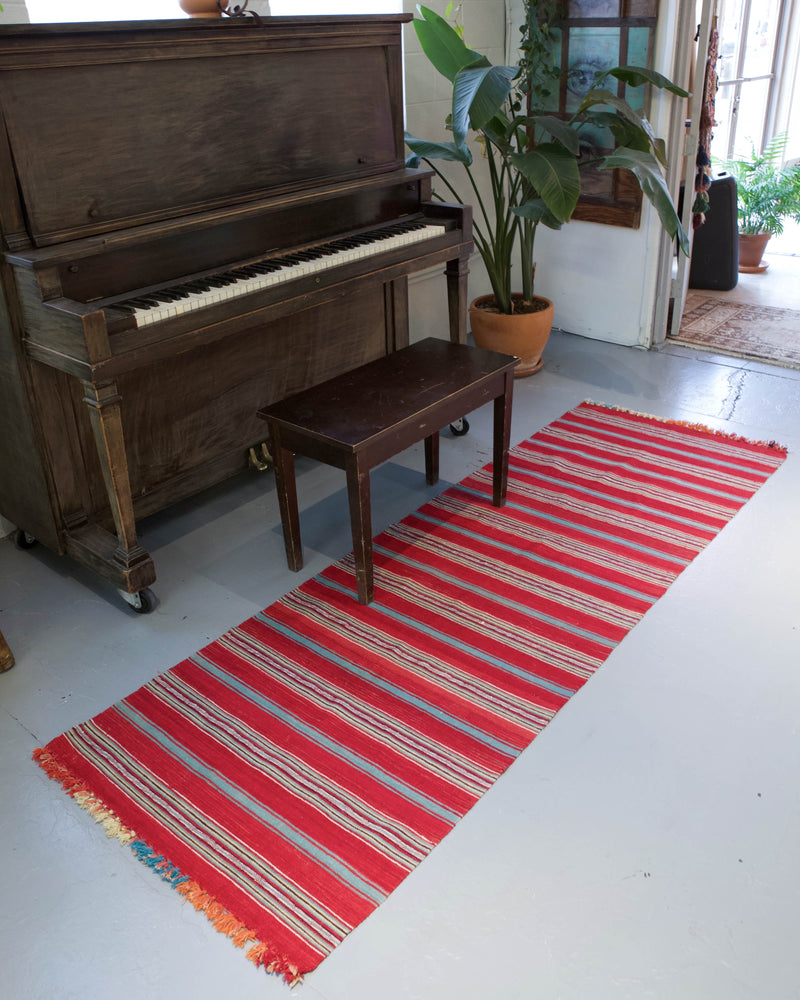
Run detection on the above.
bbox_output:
[14,529,38,550]
[449,417,470,437]
[119,588,156,615]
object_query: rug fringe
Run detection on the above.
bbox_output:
[582,400,788,455]
[32,747,303,986]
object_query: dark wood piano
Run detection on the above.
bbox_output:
[0,16,472,611]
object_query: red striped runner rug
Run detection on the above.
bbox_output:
[34,402,786,984]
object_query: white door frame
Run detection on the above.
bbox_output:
[652,0,716,345]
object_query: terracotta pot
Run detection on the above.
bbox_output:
[179,0,222,16]
[469,293,554,377]
[738,232,771,273]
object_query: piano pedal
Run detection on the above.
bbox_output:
[248,442,273,472]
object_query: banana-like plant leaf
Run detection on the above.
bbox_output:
[600,146,690,254]
[651,136,667,167]
[601,65,689,98]
[404,131,474,166]
[606,118,650,154]
[527,115,582,154]
[512,197,564,230]
[452,63,518,141]
[586,112,668,167]
[482,114,516,155]
[511,143,581,222]
[413,4,485,83]
[578,88,647,129]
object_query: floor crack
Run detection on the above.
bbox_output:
[721,368,746,420]
[1,705,40,743]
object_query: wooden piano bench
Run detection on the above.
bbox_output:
[256,338,519,605]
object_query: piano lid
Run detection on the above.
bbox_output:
[0,16,411,251]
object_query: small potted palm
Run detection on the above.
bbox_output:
[405,2,689,374]
[718,133,800,273]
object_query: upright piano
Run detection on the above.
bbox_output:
[0,16,472,610]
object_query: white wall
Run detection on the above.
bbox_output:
[403,0,685,347]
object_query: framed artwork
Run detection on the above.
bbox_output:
[542,0,661,227]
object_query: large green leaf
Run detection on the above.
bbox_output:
[404,132,473,166]
[600,146,690,254]
[578,88,647,130]
[482,113,516,154]
[452,64,517,141]
[601,65,689,98]
[584,112,668,167]
[510,143,581,222]
[413,5,485,83]
[512,197,564,230]
[526,115,582,154]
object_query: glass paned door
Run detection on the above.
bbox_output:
[713,0,785,160]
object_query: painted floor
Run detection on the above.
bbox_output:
[2,329,799,1000]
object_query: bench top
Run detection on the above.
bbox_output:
[257,338,518,449]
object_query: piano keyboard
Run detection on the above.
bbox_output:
[118,219,447,328]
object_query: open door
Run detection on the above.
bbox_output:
[667,0,717,341]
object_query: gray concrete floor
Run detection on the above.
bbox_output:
[1,329,799,1000]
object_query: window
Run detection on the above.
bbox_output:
[713,0,784,159]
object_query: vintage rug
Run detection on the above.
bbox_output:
[34,401,787,984]
[674,292,800,368]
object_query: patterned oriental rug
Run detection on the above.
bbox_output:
[675,292,800,368]
[34,402,787,985]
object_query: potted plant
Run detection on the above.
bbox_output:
[405,2,689,374]
[718,133,800,273]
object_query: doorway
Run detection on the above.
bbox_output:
[668,0,800,367]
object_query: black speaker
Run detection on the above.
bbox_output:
[689,174,739,291]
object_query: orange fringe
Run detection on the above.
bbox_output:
[584,401,788,455]
[32,746,304,986]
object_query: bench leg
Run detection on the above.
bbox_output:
[270,430,304,572]
[424,431,440,486]
[492,370,515,506]
[345,456,374,604]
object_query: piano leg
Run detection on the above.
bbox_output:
[445,253,471,345]
[0,629,14,672]
[79,380,155,592]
